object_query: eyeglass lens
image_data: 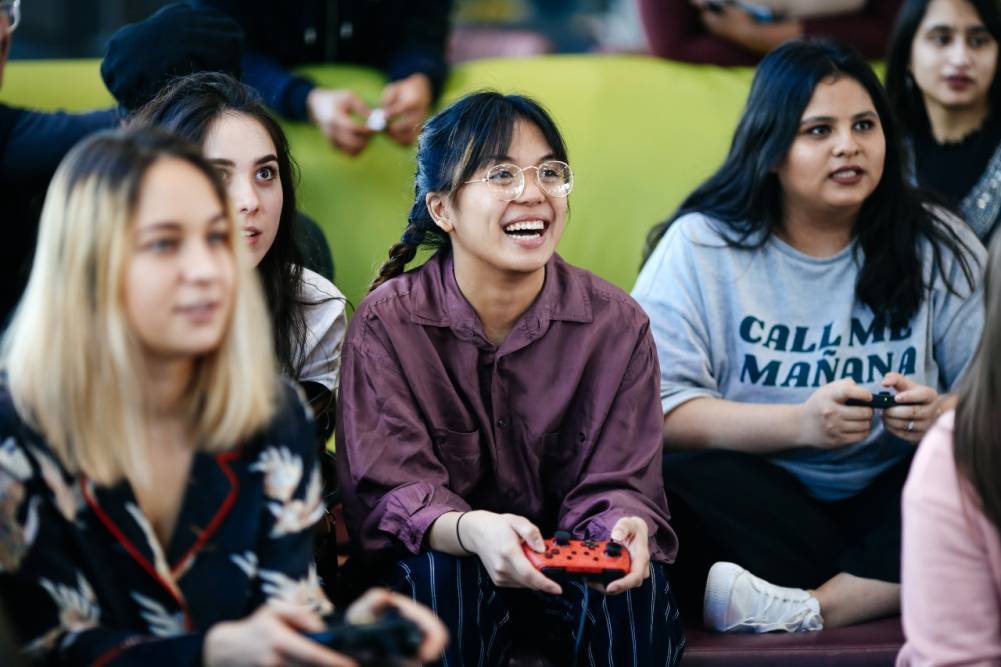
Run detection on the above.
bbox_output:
[485,162,572,200]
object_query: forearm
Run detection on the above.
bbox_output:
[426,510,476,557]
[663,397,804,453]
[738,19,803,54]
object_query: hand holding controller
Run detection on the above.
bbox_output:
[307,608,423,665]
[522,530,632,584]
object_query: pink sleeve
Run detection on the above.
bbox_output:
[897,414,1001,666]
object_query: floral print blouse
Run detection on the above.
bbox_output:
[0,381,330,666]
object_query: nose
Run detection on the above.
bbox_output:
[182,237,224,285]
[833,127,861,158]
[947,39,974,68]
[229,175,260,218]
[515,166,546,203]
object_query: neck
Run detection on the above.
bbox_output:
[452,254,547,346]
[925,96,990,143]
[778,203,856,257]
[140,354,195,422]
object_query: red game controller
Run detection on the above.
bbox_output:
[522,530,632,583]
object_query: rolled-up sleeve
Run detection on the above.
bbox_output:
[336,318,470,554]
[558,323,678,564]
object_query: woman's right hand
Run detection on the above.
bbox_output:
[798,379,875,449]
[461,510,563,595]
[204,600,356,667]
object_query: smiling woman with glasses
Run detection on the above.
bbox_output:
[335,90,686,666]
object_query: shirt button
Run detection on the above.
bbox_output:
[506,489,517,499]
[496,418,508,429]
[578,432,586,443]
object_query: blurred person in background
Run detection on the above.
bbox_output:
[886,0,1001,243]
[0,0,118,326]
[639,0,902,65]
[197,0,453,156]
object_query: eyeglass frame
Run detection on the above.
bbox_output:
[0,0,20,33]
[463,160,574,201]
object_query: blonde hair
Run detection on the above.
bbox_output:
[1,128,278,486]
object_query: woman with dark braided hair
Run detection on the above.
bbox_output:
[337,91,685,666]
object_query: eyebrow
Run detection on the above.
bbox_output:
[487,152,559,164]
[136,212,228,235]
[207,154,279,167]
[925,23,990,33]
[800,111,878,125]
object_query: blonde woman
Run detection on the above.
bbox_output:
[0,128,446,666]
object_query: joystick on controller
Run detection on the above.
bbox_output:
[522,531,631,584]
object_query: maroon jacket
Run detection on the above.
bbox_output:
[639,0,902,66]
[336,252,676,562]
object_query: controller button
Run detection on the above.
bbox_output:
[554,531,572,545]
[605,543,623,556]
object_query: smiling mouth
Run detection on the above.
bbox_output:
[502,219,548,239]
[830,167,863,180]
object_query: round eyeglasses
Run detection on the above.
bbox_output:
[464,160,574,201]
[0,0,19,33]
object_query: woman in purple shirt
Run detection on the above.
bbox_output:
[336,92,685,666]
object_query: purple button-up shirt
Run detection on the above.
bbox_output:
[336,252,677,563]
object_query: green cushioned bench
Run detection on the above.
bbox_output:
[0,55,751,304]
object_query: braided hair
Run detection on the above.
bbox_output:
[368,91,569,293]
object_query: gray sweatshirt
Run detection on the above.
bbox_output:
[632,211,985,500]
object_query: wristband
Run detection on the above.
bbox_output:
[455,511,473,555]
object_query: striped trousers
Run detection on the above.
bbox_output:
[383,551,686,667]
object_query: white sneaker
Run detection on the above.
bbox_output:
[703,562,824,633]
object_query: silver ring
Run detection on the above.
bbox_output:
[907,420,914,433]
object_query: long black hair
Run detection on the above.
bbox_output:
[644,38,977,329]
[368,91,569,293]
[886,0,1001,136]
[130,71,309,377]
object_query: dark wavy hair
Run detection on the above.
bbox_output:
[368,91,569,293]
[886,0,1001,136]
[129,71,310,377]
[643,38,977,329]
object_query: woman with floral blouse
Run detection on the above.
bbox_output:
[0,128,445,666]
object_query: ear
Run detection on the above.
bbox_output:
[425,192,454,234]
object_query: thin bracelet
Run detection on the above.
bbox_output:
[455,511,473,555]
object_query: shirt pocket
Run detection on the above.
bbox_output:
[431,427,484,497]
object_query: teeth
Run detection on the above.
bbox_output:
[242,230,256,237]
[504,220,545,232]
[834,169,860,177]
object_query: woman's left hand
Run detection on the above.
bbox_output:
[345,589,449,664]
[881,372,939,444]
[602,516,651,596]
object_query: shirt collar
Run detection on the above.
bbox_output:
[409,251,594,347]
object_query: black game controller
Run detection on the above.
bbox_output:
[846,391,897,408]
[308,608,423,665]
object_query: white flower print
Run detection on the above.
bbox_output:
[25,572,101,656]
[125,503,182,600]
[231,551,259,580]
[259,564,333,615]
[0,437,31,481]
[30,445,82,523]
[266,466,324,538]
[0,475,38,572]
[132,592,185,637]
[250,446,303,503]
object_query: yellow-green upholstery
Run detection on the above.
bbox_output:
[0,56,756,304]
